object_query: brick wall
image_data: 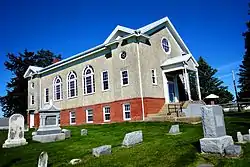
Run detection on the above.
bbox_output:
[34,113,40,128]
[33,97,165,127]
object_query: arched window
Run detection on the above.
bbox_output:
[67,71,77,98]
[53,76,63,100]
[83,65,95,94]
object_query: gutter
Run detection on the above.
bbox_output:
[135,34,145,121]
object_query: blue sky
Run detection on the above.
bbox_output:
[0,0,248,116]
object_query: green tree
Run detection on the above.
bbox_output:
[0,49,61,118]
[191,57,234,104]
[238,17,250,102]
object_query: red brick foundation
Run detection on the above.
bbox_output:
[34,97,165,127]
[34,113,40,128]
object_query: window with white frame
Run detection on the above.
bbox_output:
[123,103,131,120]
[121,70,129,86]
[151,69,157,85]
[53,76,63,100]
[44,88,49,103]
[67,71,77,98]
[102,71,109,91]
[70,111,76,124]
[83,65,95,94]
[31,95,34,105]
[103,106,110,122]
[86,109,93,123]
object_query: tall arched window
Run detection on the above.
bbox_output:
[53,76,63,100]
[83,65,95,94]
[67,71,77,98]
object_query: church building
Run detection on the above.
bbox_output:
[24,17,201,128]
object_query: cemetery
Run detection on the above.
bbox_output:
[0,109,250,167]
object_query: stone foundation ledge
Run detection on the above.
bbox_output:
[200,135,234,154]
[2,139,28,148]
[32,133,65,143]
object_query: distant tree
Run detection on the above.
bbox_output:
[238,6,250,102]
[190,57,234,104]
[0,49,61,118]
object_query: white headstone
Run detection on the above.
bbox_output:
[38,152,48,167]
[237,132,244,143]
[168,124,181,134]
[2,114,28,148]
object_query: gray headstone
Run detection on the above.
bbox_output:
[201,105,226,138]
[62,129,71,139]
[0,118,9,130]
[168,125,180,134]
[225,145,242,156]
[81,129,88,136]
[122,130,143,147]
[237,132,244,143]
[2,114,28,148]
[243,134,250,141]
[92,145,111,157]
[69,159,82,165]
[32,132,37,136]
[38,151,48,167]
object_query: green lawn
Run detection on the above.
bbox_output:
[1,112,250,167]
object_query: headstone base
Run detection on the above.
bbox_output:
[2,138,28,148]
[200,135,234,154]
[32,133,65,143]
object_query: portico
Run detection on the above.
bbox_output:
[161,54,201,103]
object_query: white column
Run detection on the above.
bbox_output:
[173,75,179,102]
[196,70,202,100]
[162,71,169,103]
[184,67,191,100]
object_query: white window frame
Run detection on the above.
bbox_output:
[123,103,131,121]
[70,111,76,125]
[151,69,157,85]
[86,109,93,123]
[44,88,49,103]
[83,66,95,95]
[53,76,63,101]
[101,70,109,91]
[120,70,129,86]
[30,95,34,105]
[103,106,111,122]
[67,71,77,98]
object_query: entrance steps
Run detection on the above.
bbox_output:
[145,101,201,123]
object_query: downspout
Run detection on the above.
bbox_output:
[39,75,42,110]
[136,35,145,121]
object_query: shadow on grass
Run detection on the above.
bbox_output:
[225,112,250,118]
[173,147,197,167]
[192,141,201,153]
[2,158,22,167]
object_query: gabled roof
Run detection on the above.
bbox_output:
[161,54,198,67]
[104,25,135,44]
[104,16,191,54]
[205,94,219,99]
[23,66,44,78]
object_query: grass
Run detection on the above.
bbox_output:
[0,112,250,167]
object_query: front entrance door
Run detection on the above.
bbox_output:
[168,81,175,103]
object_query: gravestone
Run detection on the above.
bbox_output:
[199,105,234,154]
[32,101,65,143]
[122,130,143,147]
[237,132,244,143]
[92,145,111,157]
[62,129,71,139]
[38,152,48,167]
[81,129,88,136]
[224,145,242,157]
[69,159,82,165]
[2,114,28,148]
[168,124,181,135]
